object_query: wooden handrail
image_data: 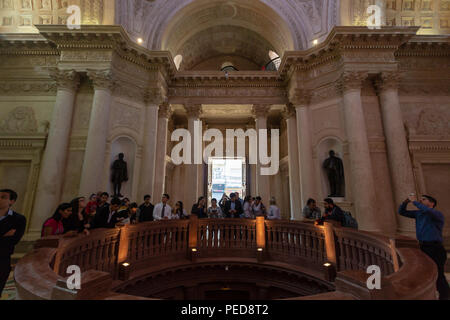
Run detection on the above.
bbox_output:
[14,218,437,300]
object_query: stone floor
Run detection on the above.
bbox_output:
[0,271,15,300]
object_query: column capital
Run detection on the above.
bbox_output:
[184,103,203,119]
[87,69,116,91]
[375,71,401,93]
[48,68,80,91]
[158,102,173,119]
[289,88,312,106]
[282,103,296,120]
[252,104,271,118]
[144,87,167,105]
[337,71,368,93]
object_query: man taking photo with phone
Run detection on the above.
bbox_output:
[399,193,449,300]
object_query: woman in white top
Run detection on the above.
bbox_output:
[243,195,254,219]
[207,198,223,218]
[173,201,189,219]
[251,196,266,217]
[267,198,281,220]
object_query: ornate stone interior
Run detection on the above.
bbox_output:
[0,0,449,253]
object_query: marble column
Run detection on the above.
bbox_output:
[185,104,203,205]
[283,104,302,220]
[30,69,80,237]
[340,71,381,232]
[79,70,115,197]
[253,104,271,206]
[376,72,416,235]
[153,102,172,202]
[294,90,317,208]
[138,100,159,201]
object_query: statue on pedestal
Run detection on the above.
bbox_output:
[322,150,345,197]
[111,153,128,197]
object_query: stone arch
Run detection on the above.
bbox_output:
[115,0,339,55]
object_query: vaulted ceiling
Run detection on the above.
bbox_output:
[116,0,339,70]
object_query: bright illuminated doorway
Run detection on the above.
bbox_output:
[208,157,246,206]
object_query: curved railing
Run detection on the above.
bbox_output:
[14,217,438,300]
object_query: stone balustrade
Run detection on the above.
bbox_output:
[14,217,438,300]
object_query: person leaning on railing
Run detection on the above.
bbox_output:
[315,198,344,226]
[398,194,449,300]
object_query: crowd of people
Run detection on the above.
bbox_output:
[0,187,447,299]
[40,191,283,237]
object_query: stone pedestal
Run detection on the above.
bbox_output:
[79,70,114,197]
[29,69,79,238]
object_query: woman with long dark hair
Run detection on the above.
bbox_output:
[191,196,207,219]
[174,201,189,219]
[66,197,90,235]
[41,203,73,237]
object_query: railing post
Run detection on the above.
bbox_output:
[188,215,199,261]
[256,217,266,262]
[324,222,337,267]
[117,225,130,265]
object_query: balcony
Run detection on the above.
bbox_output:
[14,217,437,300]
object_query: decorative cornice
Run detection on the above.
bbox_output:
[48,68,80,91]
[0,80,57,95]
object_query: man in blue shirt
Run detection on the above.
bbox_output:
[399,194,449,300]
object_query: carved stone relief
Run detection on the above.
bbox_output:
[402,103,450,137]
[110,102,142,133]
[0,106,38,133]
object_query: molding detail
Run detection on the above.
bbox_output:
[87,69,116,91]
[184,104,203,119]
[252,104,271,118]
[48,69,80,91]
[375,71,401,92]
[338,71,368,92]
[159,102,173,119]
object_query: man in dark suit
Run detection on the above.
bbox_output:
[224,193,244,218]
[0,189,26,295]
[92,197,122,228]
[138,194,154,222]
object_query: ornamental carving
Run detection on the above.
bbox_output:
[375,71,401,92]
[159,102,173,119]
[252,104,271,118]
[184,104,202,119]
[111,103,141,132]
[282,103,296,120]
[416,110,450,136]
[87,70,116,91]
[48,68,80,91]
[290,88,312,106]
[0,106,38,133]
[338,71,368,92]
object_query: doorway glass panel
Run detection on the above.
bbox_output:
[208,157,246,206]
